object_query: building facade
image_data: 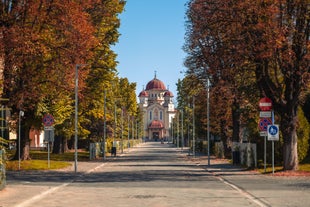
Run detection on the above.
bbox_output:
[138,75,176,141]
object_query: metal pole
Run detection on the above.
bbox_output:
[1,106,3,141]
[132,117,134,142]
[207,79,210,166]
[193,96,195,157]
[114,102,117,143]
[136,120,139,140]
[272,141,274,175]
[264,136,266,173]
[121,108,123,153]
[18,111,21,171]
[103,89,106,160]
[181,109,184,150]
[74,64,79,173]
[48,139,50,168]
[171,119,174,144]
[127,114,130,148]
[177,112,179,148]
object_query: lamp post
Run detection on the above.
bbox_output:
[192,96,195,157]
[181,109,184,150]
[103,89,106,160]
[127,114,130,148]
[18,110,24,171]
[74,64,86,173]
[121,108,124,153]
[206,78,210,166]
[177,112,179,148]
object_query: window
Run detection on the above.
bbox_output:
[160,111,163,120]
[149,111,152,120]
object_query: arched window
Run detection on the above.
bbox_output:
[160,111,163,120]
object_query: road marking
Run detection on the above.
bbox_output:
[215,175,269,207]
[204,166,270,207]
[85,163,106,174]
[14,183,70,207]
[14,163,107,207]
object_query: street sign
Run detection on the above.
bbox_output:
[43,114,54,126]
[44,129,54,142]
[260,131,267,136]
[259,111,271,118]
[258,117,272,132]
[259,97,272,111]
[44,126,54,130]
[268,125,279,141]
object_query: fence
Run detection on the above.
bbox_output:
[89,139,142,160]
[0,150,6,190]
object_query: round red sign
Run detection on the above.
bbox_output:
[43,114,54,126]
[259,97,272,111]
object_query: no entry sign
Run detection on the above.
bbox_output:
[259,97,272,111]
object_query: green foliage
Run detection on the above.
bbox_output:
[297,107,310,162]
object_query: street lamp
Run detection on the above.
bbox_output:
[103,89,106,160]
[193,96,195,157]
[181,109,184,150]
[18,110,24,171]
[74,64,87,173]
[206,78,210,166]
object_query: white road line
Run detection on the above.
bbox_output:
[215,175,269,207]
[14,163,107,207]
[14,182,70,207]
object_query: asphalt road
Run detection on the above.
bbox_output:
[1,142,310,207]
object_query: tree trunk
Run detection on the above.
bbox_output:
[52,135,63,154]
[281,114,299,171]
[14,124,31,160]
[231,99,240,142]
[63,137,69,152]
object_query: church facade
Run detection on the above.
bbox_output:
[138,75,176,141]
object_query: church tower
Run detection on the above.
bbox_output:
[138,73,175,141]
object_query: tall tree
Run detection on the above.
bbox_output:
[80,0,125,143]
[0,1,97,159]
[184,0,309,170]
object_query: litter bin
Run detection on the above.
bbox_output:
[232,151,240,165]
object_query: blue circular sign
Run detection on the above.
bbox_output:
[268,125,278,136]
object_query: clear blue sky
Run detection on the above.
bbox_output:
[113,0,188,101]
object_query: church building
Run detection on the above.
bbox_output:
[138,74,176,141]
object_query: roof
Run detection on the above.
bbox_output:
[164,90,174,97]
[145,77,166,91]
[138,90,148,97]
[148,120,164,129]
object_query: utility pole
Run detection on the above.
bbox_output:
[103,89,106,160]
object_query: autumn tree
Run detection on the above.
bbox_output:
[184,0,260,157]
[184,0,309,170]
[0,1,97,159]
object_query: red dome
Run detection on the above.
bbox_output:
[164,90,174,97]
[145,78,166,90]
[148,120,164,129]
[138,90,148,97]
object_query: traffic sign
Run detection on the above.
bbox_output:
[42,114,54,126]
[259,97,272,111]
[259,111,271,118]
[258,117,272,132]
[44,126,54,130]
[268,125,279,141]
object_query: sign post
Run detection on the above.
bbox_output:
[43,114,54,168]
[258,97,272,173]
